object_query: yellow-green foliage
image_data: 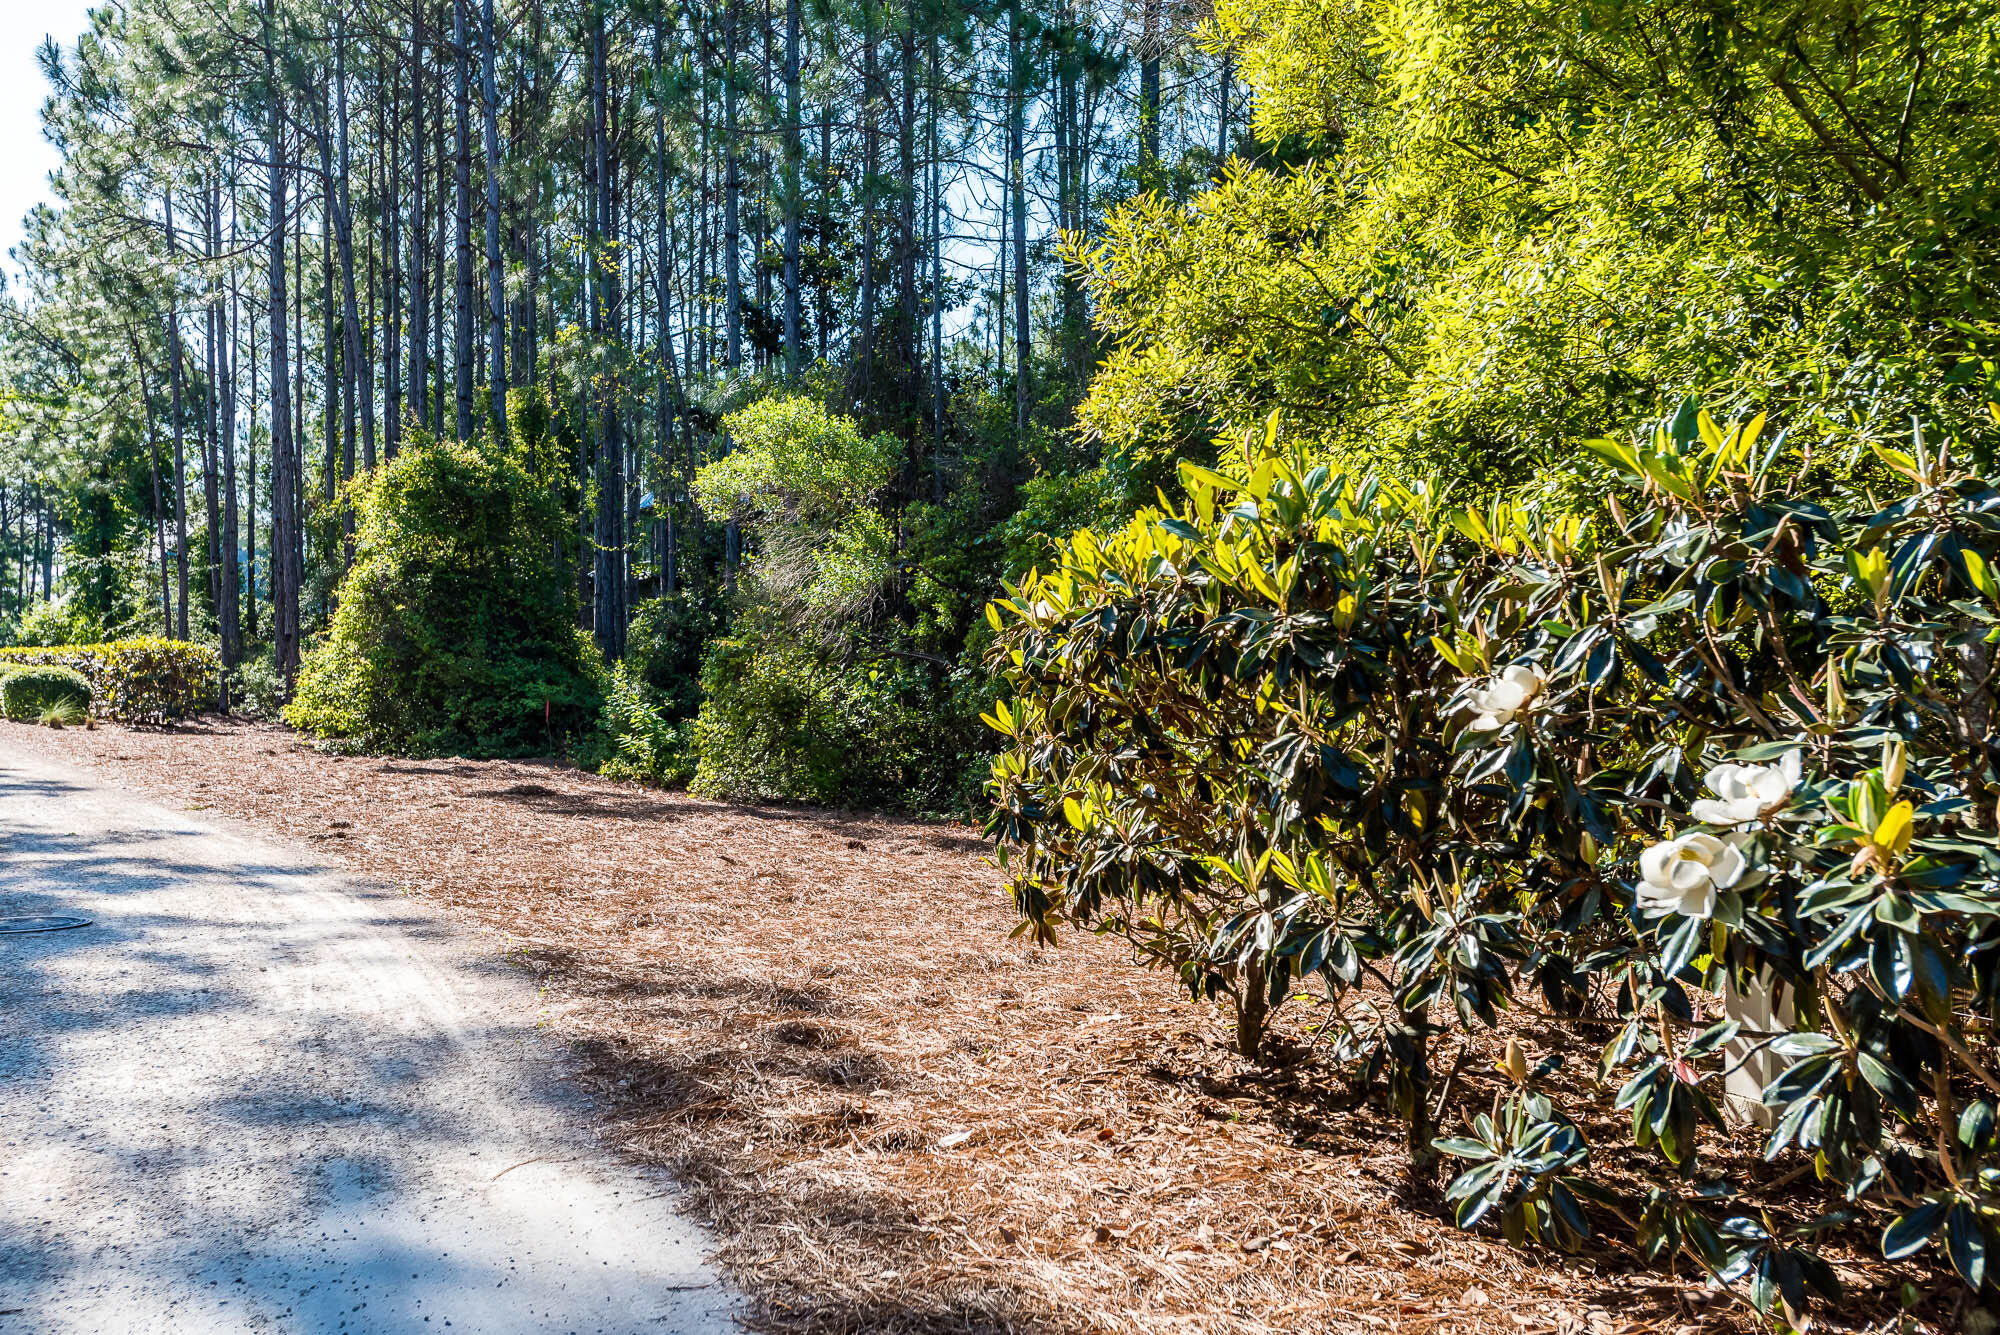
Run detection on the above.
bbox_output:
[693,395,902,627]
[1076,0,2000,489]
[0,639,216,723]
[692,395,899,528]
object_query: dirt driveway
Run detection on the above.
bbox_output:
[0,740,741,1334]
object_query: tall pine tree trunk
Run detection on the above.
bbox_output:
[723,0,742,372]
[246,265,259,641]
[199,181,224,656]
[409,0,430,434]
[130,333,172,633]
[817,60,832,364]
[1139,0,1160,173]
[165,192,190,640]
[386,50,404,459]
[589,0,624,660]
[333,22,377,476]
[480,0,507,435]
[453,0,476,440]
[857,1,878,394]
[265,0,300,684]
[1009,0,1029,432]
[928,31,944,498]
[317,120,341,526]
[221,201,242,675]
[782,0,801,378]
[655,9,683,594]
[897,15,917,387]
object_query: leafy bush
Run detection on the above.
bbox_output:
[690,635,881,805]
[10,598,102,648]
[624,591,727,721]
[690,629,968,808]
[594,592,729,788]
[694,394,902,629]
[286,437,603,755]
[987,406,2000,1317]
[225,651,290,721]
[598,663,697,787]
[0,639,216,722]
[1,666,92,722]
[677,393,997,810]
[695,395,900,532]
[1077,0,2000,492]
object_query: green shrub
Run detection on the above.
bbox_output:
[679,393,997,812]
[593,594,726,790]
[2,666,92,721]
[690,636,869,804]
[598,664,697,787]
[0,639,216,722]
[286,437,603,755]
[693,395,899,533]
[624,591,727,721]
[694,394,902,633]
[988,406,2000,1317]
[225,651,289,721]
[689,631,964,808]
[11,597,102,648]
[1076,0,2000,493]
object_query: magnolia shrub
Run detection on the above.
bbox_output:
[986,405,2000,1317]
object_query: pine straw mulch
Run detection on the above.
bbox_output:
[2,717,1957,1335]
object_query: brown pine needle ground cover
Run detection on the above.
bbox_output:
[1,718,1945,1335]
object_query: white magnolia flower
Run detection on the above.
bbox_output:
[1465,664,1545,731]
[1637,832,1748,919]
[1691,750,1802,827]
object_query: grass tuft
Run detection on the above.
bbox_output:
[36,699,87,729]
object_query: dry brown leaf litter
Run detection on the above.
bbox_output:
[4,718,1950,1335]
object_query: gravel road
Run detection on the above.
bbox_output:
[0,741,742,1334]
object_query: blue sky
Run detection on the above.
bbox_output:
[0,1,98,289]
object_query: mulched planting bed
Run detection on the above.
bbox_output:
[2,717,1947,1334]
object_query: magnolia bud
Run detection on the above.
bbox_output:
[1499,1037,1530,1086]
[1883,739,1907,794]
[1825,655,1849,724]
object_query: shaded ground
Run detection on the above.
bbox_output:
[0,718,1935,1334]
[0,740,739,1334]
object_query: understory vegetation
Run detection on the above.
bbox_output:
[5,0,2000,1322]
[284,436,603,755]
[0,665,92,723]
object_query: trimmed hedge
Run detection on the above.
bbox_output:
[1,667,91,721]
[0,639,218,723]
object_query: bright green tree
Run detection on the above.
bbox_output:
[1077,0,2000,491]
